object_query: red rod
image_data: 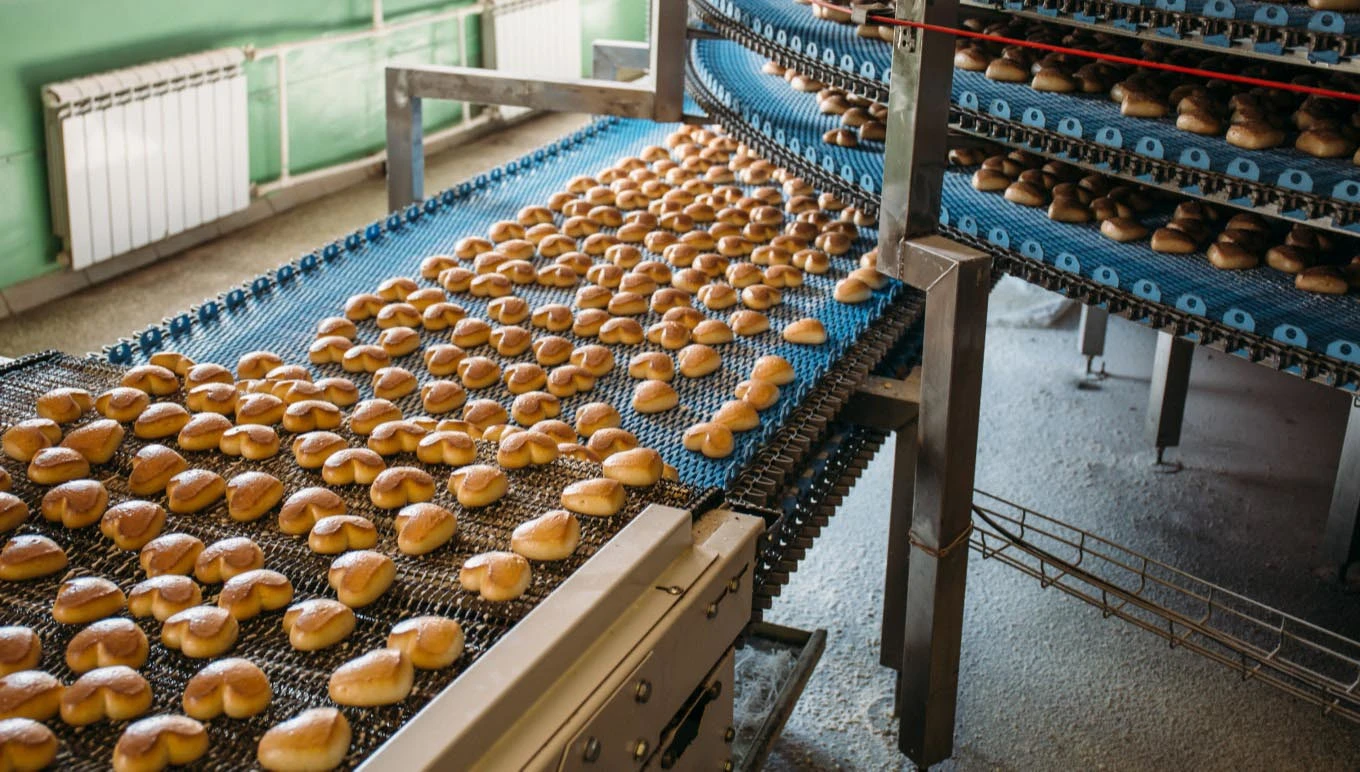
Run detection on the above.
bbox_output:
[805,0,1360,103]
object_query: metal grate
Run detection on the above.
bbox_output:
[0,352,704,770]
[971,490,1360,724]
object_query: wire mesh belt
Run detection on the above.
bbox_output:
[103,116,915,492]
[0,351,704,770]
[970,489,1360,724]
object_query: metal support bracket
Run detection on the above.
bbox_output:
[1147,331,1194,468]
[1078,305,1109,382]
[843,372,922,432]
[592,40,651,81]
[386,0,687,210]
[1324,395,1360,573]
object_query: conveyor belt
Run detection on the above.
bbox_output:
[963,0,1360,71]
[687,43,1360,389]
[104,117,920,491]
[0,352,703,771]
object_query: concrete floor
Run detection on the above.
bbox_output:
[3,114,1358,769]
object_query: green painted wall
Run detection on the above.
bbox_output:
[0,0,646,289]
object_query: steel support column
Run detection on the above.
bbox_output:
[386,67,423,211]
[1324,396,1360,571]
[1079,305,1108,374]
[1147,331,1194,461]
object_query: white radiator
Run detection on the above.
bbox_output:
[490,0,583,119]
[43,49,250,271]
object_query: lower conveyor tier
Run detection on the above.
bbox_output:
[687,39,1360,389]
[105,117,922,492]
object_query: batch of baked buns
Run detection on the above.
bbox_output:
[954,145,1360,293]
[0,123,889,771]
[754,60,891,150]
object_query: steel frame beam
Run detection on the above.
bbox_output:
[1147,332,1194,461]
[592,40,652,81]
[385,0,688,211]
[1324,396,1360,571]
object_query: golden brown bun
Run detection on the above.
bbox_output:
[127,575,202,622]
[96,388,152,422]
[412,431,475,467]
[60,665,152,726]
[40,479,108,529]
[291,432,346,469]
[1225,121,1285,150]
[165,469,226,515]
[0,494,20,533]
[257,708,351,772]
[390,503,456,556]
[100,501,166,550]
[224,472,284,523]
[677,344,721,378]
[121,365,179,396]
[735,378,780,411]
[348,399,403,436]
[133,402,191,440]
[139,533,205,578]
[1296,265,1349,295]
[628,352,676,382]
[1266,245,1314,274]
[113,714,209,772]
[510,510,581,562]
[496,431,559,469]
[184,383,237,415]
[161,606,239,659]
[370,467,436,510]
[279,488,347,536]
[0,628,41,677]
[682,421,736,458]
[446,465,509,508]
[561,477,626,517]
[632,380,679,414]
[0,717,56,770]
[52,577,125,624]
[66,618,148,672]
[585,428,638,459]
[0,535,66,582]
[280,400,343,433]
[715,399,761,432]
[570,345,615,377]
[574,402,622,438]
[328,648,414,707]
[459,552,532,601]
[601,448,664,488]
[366,420,431,456]
[236,351,284,380]
[193,538,264,584]
[1208,243,1260,270]
[127,445,186,496]
[26,446,90,485]
[36,387,92,424]
[388,616,465,670]
[175,412,231,452]
[328,550,396,608]
[218,424,280,460]
[1151,227,1197,254]
[321,448,386,487]
[0,671,63,721]
[2,420,60,463]
[307,516,379,555]
[182,658,270,719]
[281,599,356,653]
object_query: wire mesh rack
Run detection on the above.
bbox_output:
[970,490,1360,723]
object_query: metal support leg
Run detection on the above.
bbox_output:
[1078,305,1108,380]
[1147,331,1193,468]
[896,237,990,766]
[1324,396,1360,572]
[880,426,918,673]
[591,40,650,81]
[386,68,423,212]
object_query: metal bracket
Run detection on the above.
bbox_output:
[843,372,922,432]
[385,0,687,210]
[592,40,651,82]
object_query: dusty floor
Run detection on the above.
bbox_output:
[3,114,1357,769]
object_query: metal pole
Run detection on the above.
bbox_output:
[897,237,990,766]
[1078,305,1108,376]
[372,0,384,29]
[385,67,423,211]
[1324,396,1360,572]
[880,425,918,673]
[1146,331,1193,464]
[276,53,290,184]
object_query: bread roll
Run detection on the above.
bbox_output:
[125,445,184,496]
[277,488,346,536]
[1099,217,1148,242]
[632,380,679,413]
[320,448,386,488]
[647,321,691,351]
[0,671,63,721]
[219,424,280,460]
[174,413,230,452]
[303,515,376,555]
[182,658,270,720]
[0,628,40,677]
[220,471,283,524]
[66,618,148,672]
[0,535,67,581]
[281,599,355,653]
[290,432,346,470]
[139,533,205,577]
[1207,243,1260,270]
[462,399,509,433]
[601,448,664,487]
[122,364,179,396]
[191,537,264,584]
[387,616,465,670]
[368,467,436,510]
[586,428,638,459]
[27,446,90,485]
[328,648,414,707]
[1226,121,1285,150]
[1,420,60,463]
[561,477,626,517]
[35,387,91,425]
[257,707,351,772]
[328,550,396,608]
[460,552,532,601]
[100,501,166,550]
[184,383,237,416]
[165,469,225,515]
[95,388,152,423]
[1266,245,1314,274]
[1296,265,1349,295]
[40,479,108,528]
[410,431,474,468]
[735,378,780,411]
[0,494,20,533]
[0,717,56,771]
[495,432,559,469]
[366,420,429,457]
[447,465,509,508]
[113,714,209,772]
[161,606,239,658]
[127,576,201,622]
[60,665,152,725]
[53,577,125,624]
[386,503,456,556]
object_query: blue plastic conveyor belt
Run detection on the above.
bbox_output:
[954,70,1360,224]
[691,38,887,199]
[107,117,911,491]
[942,170,1360,361]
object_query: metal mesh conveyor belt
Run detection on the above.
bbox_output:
[0,351,705,770]
[104,117,918,492]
